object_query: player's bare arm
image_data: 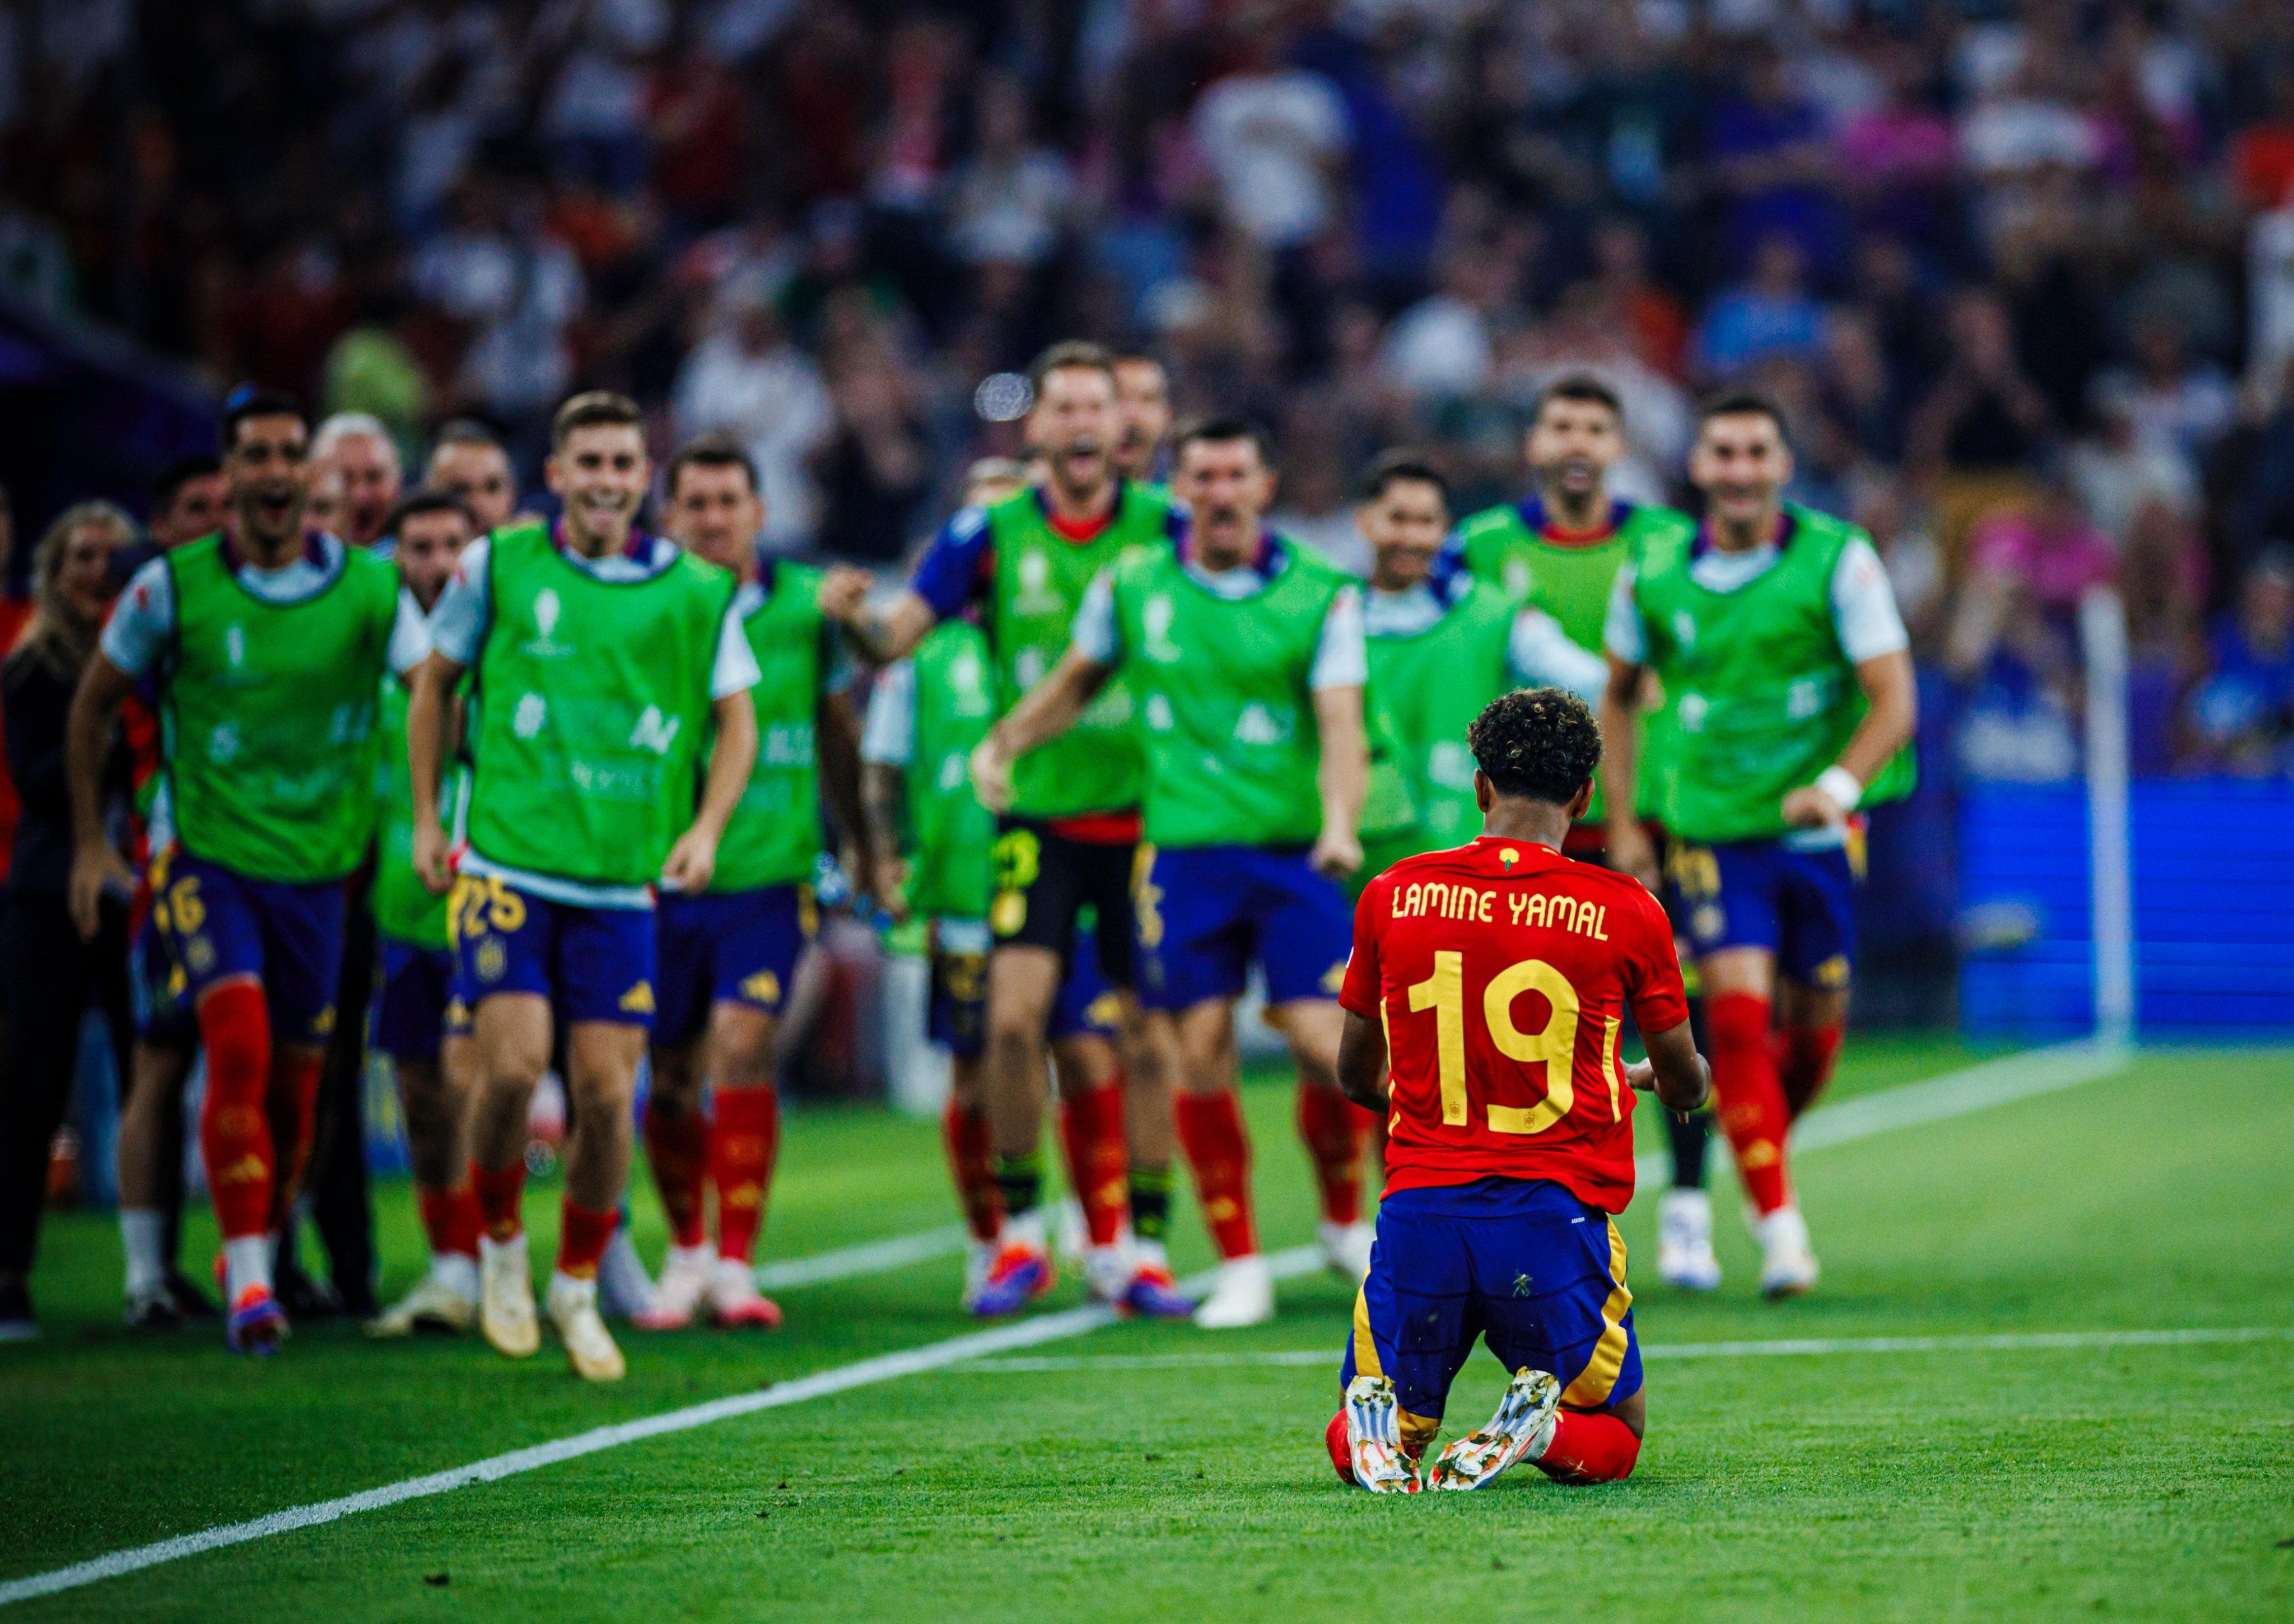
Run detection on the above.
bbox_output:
[1333,1007,1390,1113]
[63,652,137,940]
[1781,648,1918,829]
[1626,1016,1712,1117]
[1311,683,1368,879]
[1597,651,1658,889]
[860,759,910,922]
[660,690,759,894]
[816,687,878,907]
[405,648,466,895]
[834,585,937,666]
[969,645,1112,813]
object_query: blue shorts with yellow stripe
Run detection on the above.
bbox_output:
[1341,1177,1640,1453]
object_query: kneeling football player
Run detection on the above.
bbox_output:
[1327,688,1709,1492]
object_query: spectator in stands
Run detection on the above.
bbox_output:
[0,502,137,1339]
[672,288,833,552]
[2186,547,2294,774]
[1693,232,1827,381]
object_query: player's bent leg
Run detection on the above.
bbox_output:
[369,1054,481,1337]
[702,1001,784,1329]
[117,1039,197,1328]
[192,975,287,1354]
[633,1042,713,1332]
[549,1020,644,1380]
[1276,998,1375,1284]
[1701,948,1818,1295]
[1172,1000,1270,1328]
[1775,981,1849,1123]
[1340,1376,1424,1494]
[974,946,1063,1317]
[469,992,552,1359]
[1050,1032,1130,1300]
[1428,1369,1564,1491]
[1112,1000,1192,1318]
[1535,1389,1645,1486]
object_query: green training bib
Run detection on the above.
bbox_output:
[711,561,828,894]
[904,619,998,920]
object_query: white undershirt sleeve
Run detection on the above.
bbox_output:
[1308,585,1368,690]
[1508,607,1610,704]
[1831,538,1911,662]
[1601,563,1647,665]
[859,660,917,767]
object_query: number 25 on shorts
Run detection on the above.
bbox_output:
[1406,951,1620,1134]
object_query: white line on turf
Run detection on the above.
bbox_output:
[952,1326,2294,1374]
[0,1247,1325,1609]
[0,1040,2138,1608]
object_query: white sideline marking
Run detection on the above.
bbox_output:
[753,1225,969,1290]
[954,1326,2294,1374]
[0,1040,2138,1608]
[0,1247,1322,1609]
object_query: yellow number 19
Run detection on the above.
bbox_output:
[1404,953,1587,1137]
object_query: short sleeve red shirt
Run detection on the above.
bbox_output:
[1340,836,1689,1212]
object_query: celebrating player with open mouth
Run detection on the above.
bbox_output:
[832,343,1188,1319]
[633,436,874,1332]
[1601,393,1916,1298]
[1330,688,1710,1493]
[405,393,760,1381]
[978,416,1370,1329]
[66,390,413,1355]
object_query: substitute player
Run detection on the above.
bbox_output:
[66,389,411,1354]
[832,343,1179,1317]
[632,436,873,1331]
[1449,375,1723,1291]
[1601,392,1915,1298]
[366,492,483,1336]
[979,416,1369,1329]
[423,421,520,531]
[1328,687,1709,1493]
[407,392,759,1381]
[1111,352,1172,484]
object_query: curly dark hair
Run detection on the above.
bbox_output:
[1466,687,1603,805]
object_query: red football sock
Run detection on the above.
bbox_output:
[195,982,274,1242]
[554,1200,617,1280]
[473,1161,526,1242]
[642,1098,711,1250]
[711,1086,781,1266]
[1174,1088,1257,1259]
[417,1182,482,1261]
[1295,1076,1374,1226]
[1779,1021,1844,1121]
[1057,1076,1129,1248]
[265,1048,325,1229]
[1709,993,1793,1215]
[1536,1411,1642,1483]
[941,1098,1001,1243]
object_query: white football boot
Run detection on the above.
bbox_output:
[1656,1188,1723,1291]
[1192,1253,1275,1329]
[705,1257,783,1328]
[1318,1219,1374,1284]
[962,1238,998,1312]
[366,1255,480,1337]
[1428,1368,1562,1491]
[477,1233,540,1357]
[546,1272,626,1381]
[632,1243,713,1330]
[1054,1196,1089,1265]
[1755,1205,1820,1299]
[1341,1375,1422,1494]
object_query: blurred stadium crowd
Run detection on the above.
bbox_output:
[1,0,2291,783]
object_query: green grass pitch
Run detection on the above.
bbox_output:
[3,1037,2290,1622]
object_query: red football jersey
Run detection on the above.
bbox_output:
[1340,836,1689,1212]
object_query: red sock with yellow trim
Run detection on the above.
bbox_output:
[642,1098,710,1250]
[941,1098,1001,1243]
[265,1049,326,1229]
[1174,1089,1257,1259]
[1779,1021,1844,1121]
[1295,1076,1373,1226]
[554,1200,617,1280]
[1708,992,1792,1216]
[1056,1077,1129,1248]
[195,982,274,1242]
[711,1086,781,1266]
[473,1161,526,1242]
[1535,1412,1641,1483]
[417,1182,482,1262]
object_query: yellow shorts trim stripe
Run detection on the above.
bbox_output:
[1350,1285,1383,1380]
[1561,1220,1633,1410]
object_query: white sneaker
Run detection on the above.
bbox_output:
[366,1256,480,1337]
[1054,1197,1089,1264]
[1192,1253,1275,1329]
[705,1257,783,1328]
[1318,1219,1374,1284]
[478,1233,539,1358]
[1656,1188,1723,1291]
[1755,1205,1820,1299]
[545,1272,626,1381]
[595,1226,656,1320]
[961,1239,997,1312]
[1081,1243,1132,1304]
[1341,1375,1421,1494]
[1428,1368,1561,1491]
[632,1243,713,1331]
